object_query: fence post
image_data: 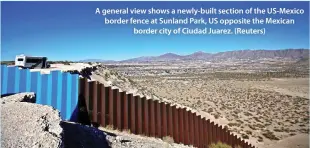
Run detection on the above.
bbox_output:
[144,98,150,136]
[228,133,233,147]
[183,109,189,145]
[189,111,194,145]
[178,108,184,144]
[116,89,122,130]
[121,92,128,130]
[167,104,173,138]
[203,119,208,148]
[234,135,238,147]
[150,100,156,137]
[199,117,204,148]
[172,106,179,143]
[107,87,113,128]
[156,101,162,138]
[98,83,106,127]
[91,81,98,123]
[210,122,215,145]
[136,96,143,135]
[140,97,145,135]
[161,102,167,138]
[194,114,200,147]
[128,93,135,134]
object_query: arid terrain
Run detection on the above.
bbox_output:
[98,50,309,148]
[2,49,309,148]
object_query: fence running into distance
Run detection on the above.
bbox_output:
[0,64,255,148]
[79,78,256,148]
[0,65,79,121]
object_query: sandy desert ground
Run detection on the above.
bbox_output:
[104,58,309,148]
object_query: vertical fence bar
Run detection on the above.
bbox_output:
[92,81,98,123]
[47,74,52,108]
[167,104,173,138]
[210,122,215,145]
[78,78,84,122]
[161,102,167,138]
[83,78,89,112]
[1,66,8,94]
[144,98,150,136]
[231,134,235,147]
[206,120,211,146]
[214,124,218,143]
[233,135,238,147]
[7,67,16,94]
[14,67,20,93]
[150,100,156,137]
[188,111,194,145]
[71,74,79,122]
[199,117,204,148]
[217,125,221,143]
[60,73,68,120]
[87,81,94,121]
[140,97,145,135]
[237,137,242,148]
[194,114,200,147]
[107,87,113,128]
[226,132,230,147]
[178,108,184,144]
[223,129,227,145]
[228,133,233,147]
[128,93,136,134]
[203,119,208,148]
[121,92,128,130]
[115,89,122,130]
[97,83,104,126]
[156,100,162,138]
[173,107,179,143]
[183,109,189,145]
[136,96,143,135]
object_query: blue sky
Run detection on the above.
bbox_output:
[1,1,309,61]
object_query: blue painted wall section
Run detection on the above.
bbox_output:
[0,65,79,121]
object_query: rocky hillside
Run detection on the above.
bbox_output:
[1,93,193,148]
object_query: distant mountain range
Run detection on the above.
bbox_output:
[80,49,309,63]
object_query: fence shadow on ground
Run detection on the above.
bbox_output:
[61,121,111,148]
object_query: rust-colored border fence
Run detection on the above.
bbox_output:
[79,78,255,148]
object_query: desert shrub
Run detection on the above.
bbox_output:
[245,130,252,135]
[244,111,253,116]
[228,122,241,127]
[262,130,279,140]
[258,136,263,142]
[289,133,296,136]
[214,113,220,119]
[209,141,231,148]
[241,133,249,139]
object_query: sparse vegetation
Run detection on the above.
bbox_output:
[103,57,309,146]
[262,130,280,140]
[241,133,249,139]
[209,141,231,148]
